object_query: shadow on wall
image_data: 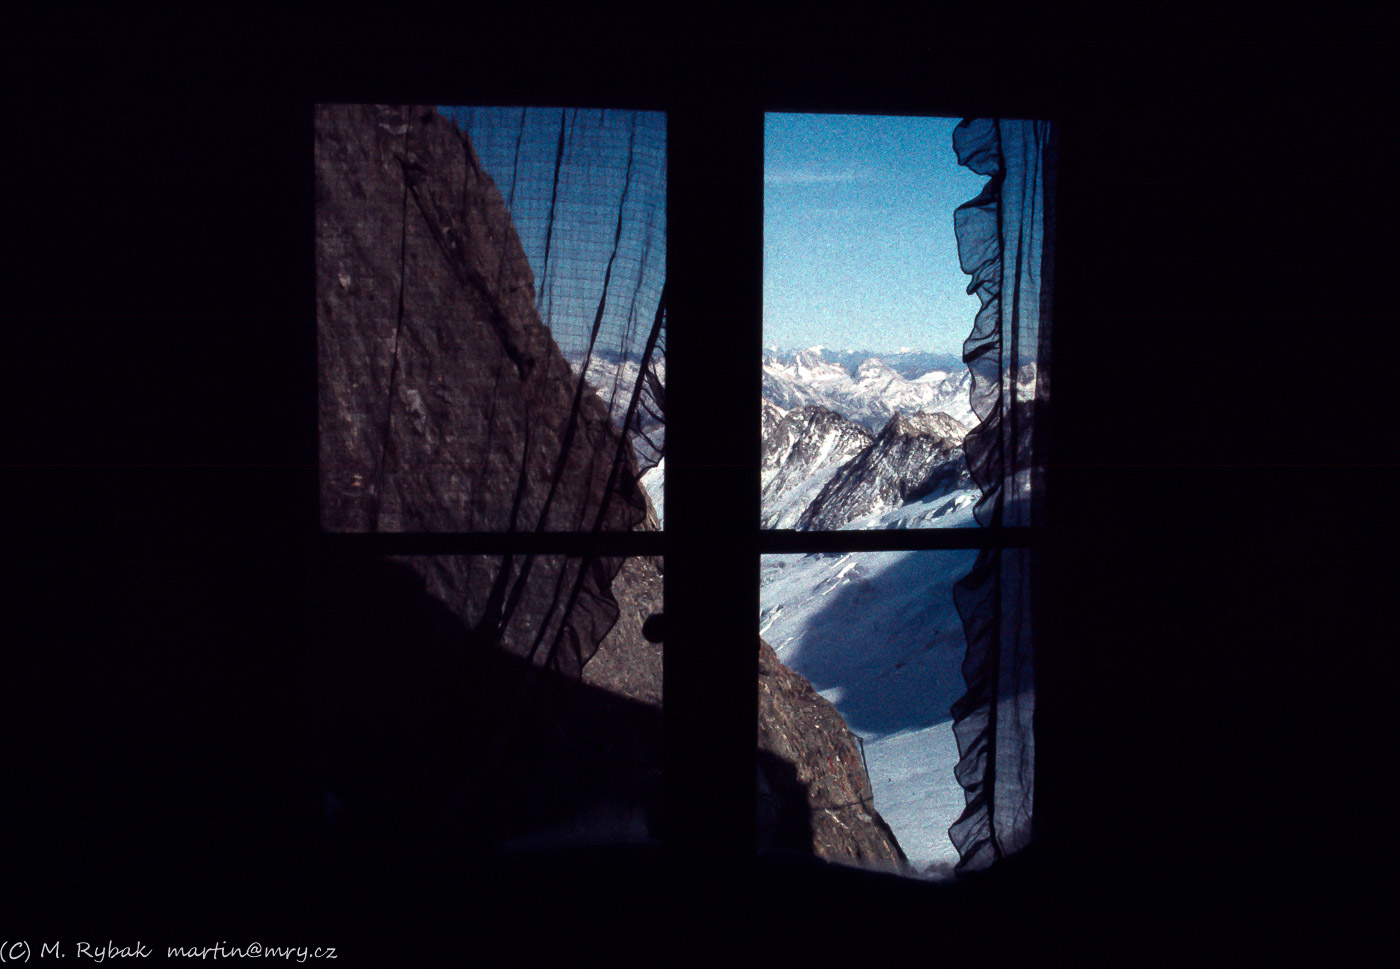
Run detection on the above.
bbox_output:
[314,556,660,867]
[313,556,822,884]
[757,749,815,854]
[2,553,826,921]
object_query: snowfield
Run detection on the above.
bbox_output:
[761,540,979,871]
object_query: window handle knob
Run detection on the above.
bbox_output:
[642,613,665,643]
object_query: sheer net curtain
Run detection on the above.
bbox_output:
[316,104,665,675]
[450,106,667,482]
[949,118,1056,872]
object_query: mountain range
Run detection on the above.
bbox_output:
[765,346,965,380]
[571,344,978,534]
[762,347,976,433]
[761,346,977,533]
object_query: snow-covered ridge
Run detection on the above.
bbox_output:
[763,348,976,432]
[797,411,971,531]
[761,407,874,529]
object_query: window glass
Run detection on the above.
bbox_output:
[759,112,1052,876]
[762,113,985,532]
[317,104,664,532]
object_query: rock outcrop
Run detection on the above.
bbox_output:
[798,411,970,530]
[757,637,908,868]
[761,397,788,444]
[317,102,654,681]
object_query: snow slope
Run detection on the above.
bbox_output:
[760,542,978,872]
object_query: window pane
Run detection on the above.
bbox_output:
[317,104,665,532]
[759,549,976,876]
[312,553,663,861]
[762,113,987,531]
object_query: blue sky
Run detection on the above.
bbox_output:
[439,106,666,361]
[765,113,988,355]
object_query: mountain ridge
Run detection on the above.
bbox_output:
[763,347,976,433]
[797,410,970,531]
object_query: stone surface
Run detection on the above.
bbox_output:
[316,102,651,677]
[582,554,664,707]
[758,636,909,869]
[316,102,645,539]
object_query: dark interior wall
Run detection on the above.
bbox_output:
[1040,52,1400,881]
[3,26,1395,951]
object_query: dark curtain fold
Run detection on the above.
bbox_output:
[948,118,1055,872]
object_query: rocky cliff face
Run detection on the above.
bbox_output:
[761,397,787,443]
[317,102,656,680]
[317,103,645,539]
[798,411,970,531]
[758,637,908,868]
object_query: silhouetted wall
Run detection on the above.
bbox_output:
[4,28,1393,958]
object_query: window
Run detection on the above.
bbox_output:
[315,100,1053,877]
[758,113,1052,876]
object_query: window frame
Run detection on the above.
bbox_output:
[319,96,1047,874]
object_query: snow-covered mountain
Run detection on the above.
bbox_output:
[569,338,986,869]
[564,346,665,481]
[564,347,663,412]
[797,411,970,531]
[761,397,787,443]
[764,346,965,381]
[759,346,980,533]
[761,406,874,529]
[763,348,976,432]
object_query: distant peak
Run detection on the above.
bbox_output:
[879,410,968,442]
